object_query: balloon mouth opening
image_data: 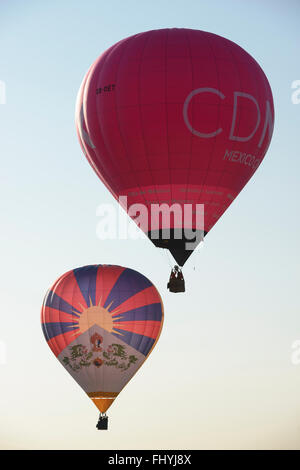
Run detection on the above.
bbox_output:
[147,229,207,266]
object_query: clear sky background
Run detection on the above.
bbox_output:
[0,0,300,450]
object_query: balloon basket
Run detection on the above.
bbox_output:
[96,413,108,430]
[167,266,185,293]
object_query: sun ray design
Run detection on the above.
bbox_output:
[69,328,81,338]
[111,307,122,316]
[42,265,164,359]
[111,315,123,322]
[105,300,114,312]
[76,298,123,336]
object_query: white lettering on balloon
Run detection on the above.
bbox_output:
[78,103,96,150]
[223,149,261,171]
[183,88,225,138]
[229,92,260,142]
[258,100,273,148]
[183,88,273,148]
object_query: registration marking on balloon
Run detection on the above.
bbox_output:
[41,265,164,412]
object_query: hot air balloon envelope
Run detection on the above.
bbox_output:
[76,28,274,266]
[41,265,164,426]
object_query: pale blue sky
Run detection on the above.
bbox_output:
[0,0,300,449]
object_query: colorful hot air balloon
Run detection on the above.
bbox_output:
[41,265,164,429]
[75,28,274,272]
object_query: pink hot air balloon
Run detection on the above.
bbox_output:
[75,29,274,290]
